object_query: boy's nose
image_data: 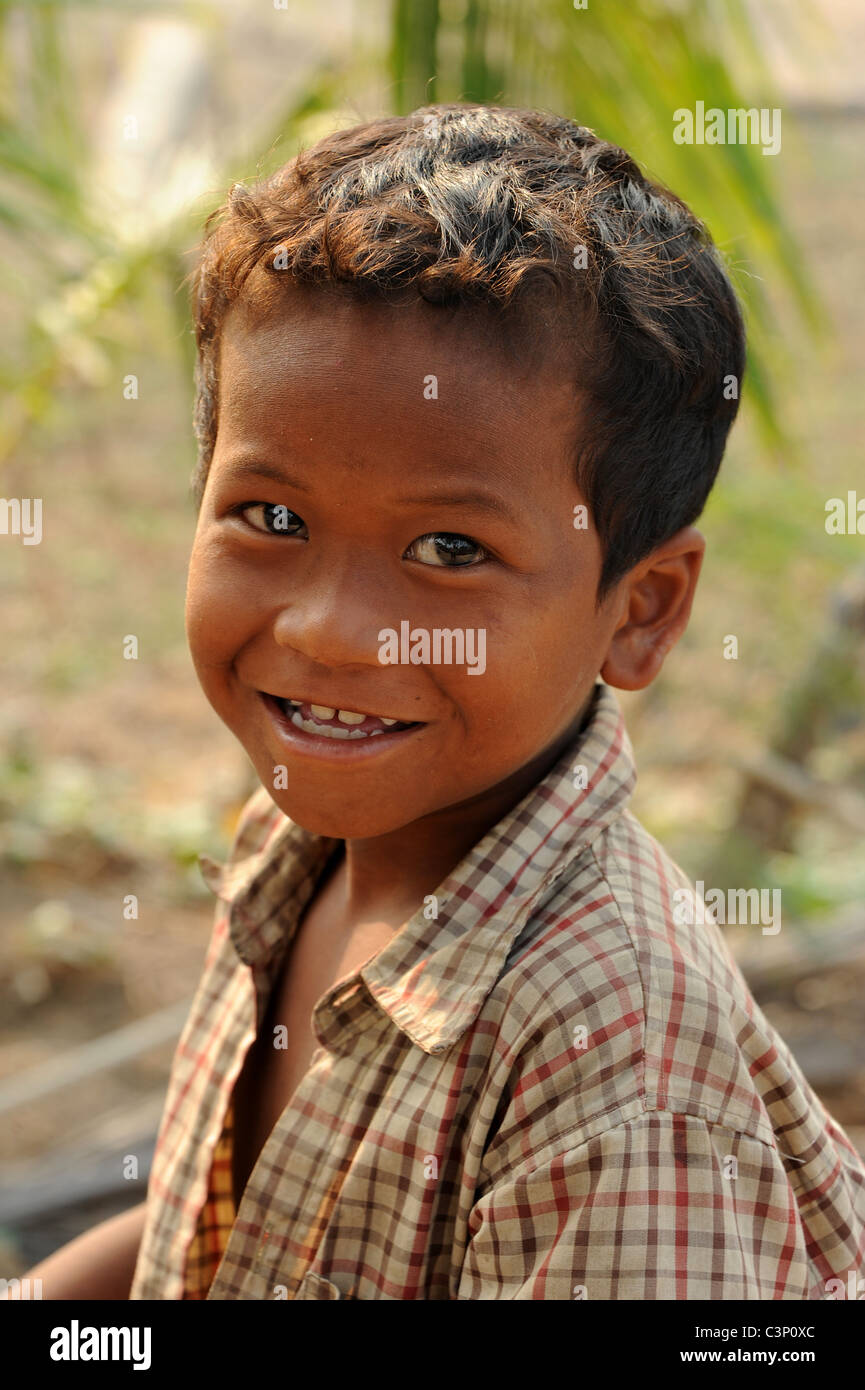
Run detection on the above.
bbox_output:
[270,561,386,669]
[272,606,375,669]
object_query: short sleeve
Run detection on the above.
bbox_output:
[456,1111,816,1299]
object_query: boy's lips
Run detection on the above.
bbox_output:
[263,689,422,729]
[258,690,426,756]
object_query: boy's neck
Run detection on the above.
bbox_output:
[332,694,593,925]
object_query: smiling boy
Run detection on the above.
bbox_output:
[20,103,865,1301]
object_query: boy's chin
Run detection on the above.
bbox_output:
[259,783,419,841]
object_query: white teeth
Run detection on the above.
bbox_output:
[289,711,378,740]
[278,696,408,732]
[291,712,347,738]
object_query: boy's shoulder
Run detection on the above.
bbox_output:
[489,804,759,1116]
[480,801,859,1197]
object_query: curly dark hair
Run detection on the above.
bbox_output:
[189,102,746,598]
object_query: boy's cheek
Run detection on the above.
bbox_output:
[185,541,217,644]
[184,575,250,712]
[184,590,225,679]
[184,638,232,722]
[185,541,255,653]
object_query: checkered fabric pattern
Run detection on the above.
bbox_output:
[130,681,865,1300]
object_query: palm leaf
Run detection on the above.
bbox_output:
[388,0,822,448]
[0,0,824,468]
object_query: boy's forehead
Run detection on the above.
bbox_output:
[216,281,582,467]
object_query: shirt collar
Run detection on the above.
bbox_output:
[199,680,636,1055]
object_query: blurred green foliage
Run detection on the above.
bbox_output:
[1,0,824,466]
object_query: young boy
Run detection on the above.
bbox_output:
[22,103,865,1300]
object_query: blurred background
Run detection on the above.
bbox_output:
[1,0,864,1273]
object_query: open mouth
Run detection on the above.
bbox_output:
[262,693,423,741]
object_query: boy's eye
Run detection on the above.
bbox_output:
[233,509,486,566]
[405,532,488,567]
[239,503,308,536]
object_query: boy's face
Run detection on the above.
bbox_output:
[186,284,625,841]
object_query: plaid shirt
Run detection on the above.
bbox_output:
[130,681,865,1300]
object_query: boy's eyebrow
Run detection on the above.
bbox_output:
[394,488,520,524]
[223,460,313,492]
[223,460,520,524]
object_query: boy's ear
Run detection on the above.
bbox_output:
[600,526,705,692]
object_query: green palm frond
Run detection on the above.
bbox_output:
[389,0,826,452]
[0,0,825,466]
